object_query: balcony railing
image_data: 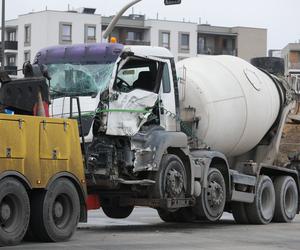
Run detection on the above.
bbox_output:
[0,41,18,50]
[198,48,237,56]
[289,63,300,70]
[4,66,17,76]
[124,39,151,46]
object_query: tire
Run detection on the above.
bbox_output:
[0,178,30,246]
[157,208,176,222]
[153,154,193,222]
[29,178,80,242]
[231,202,249,224]
[273,176,298,223]
[193,168,226,222]
[175,207,197,222]
[157,207,196,223]
[102,204,134,219]
[245,175,275,224]
[153,154,187,200]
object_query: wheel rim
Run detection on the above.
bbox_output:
[260,184,274,220]
[201,170,226,220]
[165,168,185,198]
[52,194,73,229]
[0,194,21,233]
[205,180,225,218]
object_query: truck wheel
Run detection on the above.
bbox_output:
[157,207,196,223]
[273,176,298,222]
[153,154,187,201]
[194,168,226,222]
[157,208,176,222]
[246,175,275,224]
[101,204,134,219]
[29,178,80,242]
[175,207,197,222]
[231,202,249,224]
[0,178,30,246]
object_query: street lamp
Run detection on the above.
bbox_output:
[1,0,5,70]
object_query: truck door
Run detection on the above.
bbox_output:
[159,61,177,131]
[106,55,166,136]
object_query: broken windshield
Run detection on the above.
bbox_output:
[48,62,115,99]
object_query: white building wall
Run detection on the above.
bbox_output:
[145,19,197,61]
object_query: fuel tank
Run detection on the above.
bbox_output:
[177,55,281,157]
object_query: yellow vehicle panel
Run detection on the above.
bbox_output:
[0,113,85,190]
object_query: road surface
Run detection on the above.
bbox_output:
[3,208,300,249]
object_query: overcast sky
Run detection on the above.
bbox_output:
[3,0,300,50]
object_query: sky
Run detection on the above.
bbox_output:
[3,0,300,50]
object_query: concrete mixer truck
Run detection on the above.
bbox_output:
[33,41,300,226]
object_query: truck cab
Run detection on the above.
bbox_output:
[35,43,179,142]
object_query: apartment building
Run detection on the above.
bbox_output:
[0,8,267,76]
[1,8,102,75]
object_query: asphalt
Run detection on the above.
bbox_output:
[3,208,300,250]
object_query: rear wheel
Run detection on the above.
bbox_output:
[0,178,30,246]
[246,175,275,224]
[273,176,298,222]
[193,168,226,221]
[29,178,80,242]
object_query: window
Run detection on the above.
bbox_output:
[197,36,205,54]
[162,64,171,93]
[127,31,135,41]
[85,25,96,43]
[115,57,162,93]
[24,24,31,46]
[60,23,72,43]
[127,31,143,41]
[7,30,16,41]
[7,55,16,66]
[222,39,228,49]
[24,50,31,62]
[179,32,190,52]
[159,31,170,49]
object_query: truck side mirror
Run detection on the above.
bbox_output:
[164,0,181,5]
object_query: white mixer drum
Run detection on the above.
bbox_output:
[177,56,280,157]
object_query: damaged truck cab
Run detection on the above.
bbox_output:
[86,45,197,215]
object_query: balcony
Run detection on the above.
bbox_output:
[124,39,151,46]
[4,66,17,76]
[0,41,18,50]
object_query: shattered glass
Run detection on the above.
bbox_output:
[47,63,115,98]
